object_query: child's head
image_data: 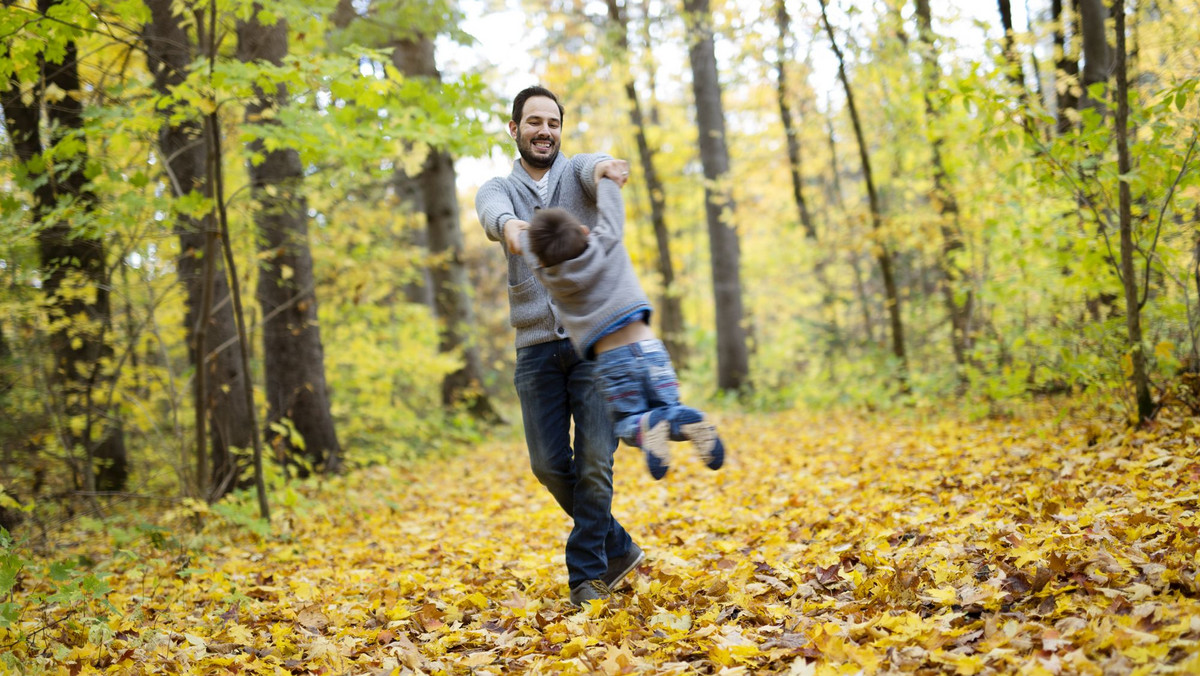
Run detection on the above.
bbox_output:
[528,208,589,267]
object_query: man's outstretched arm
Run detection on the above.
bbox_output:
[573,154,629,199]
[475,178,527,254]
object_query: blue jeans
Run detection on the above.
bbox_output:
[594,339,704,446]
[514,339,634,588]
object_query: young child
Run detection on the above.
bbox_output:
[520,178,725,479]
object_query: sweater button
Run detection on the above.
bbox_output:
[556,327,566,337]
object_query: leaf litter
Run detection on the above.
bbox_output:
[5,409,1200,674]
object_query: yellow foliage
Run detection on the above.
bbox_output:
[8,404,1200,673]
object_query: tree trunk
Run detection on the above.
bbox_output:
[997,0,1029,92]
[237,9,342,473]
[392,171,436,309]
[683,0,749,392]
[1112,0,1153,422]
[1077,0,1112,115]
[775,0,842,370]
[4,0,128,493]
[639,0,662,127]
[386,37,499,423]
[916,0,974,378]
[819,0,909,386]
[773,0,815,240]
[144,0,253,499]
[332,0,431,311]
[998,0,1035,133]
[825,109,875,347]
[1052,0,1081,133]
[605,0,687,365]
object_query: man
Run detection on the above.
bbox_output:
[475,85,644,606]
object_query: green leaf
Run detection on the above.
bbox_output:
[80,574,112,597]
[48,560,74,582]
[0,553,21,595]
[0,602,19,628]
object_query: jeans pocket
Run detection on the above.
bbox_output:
[596,356,644,421]
[646,351,680,405]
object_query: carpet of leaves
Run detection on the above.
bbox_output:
[6,408,1200,674]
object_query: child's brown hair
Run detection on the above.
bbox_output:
[528,208,588,267]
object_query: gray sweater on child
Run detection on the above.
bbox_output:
[475,152,612,350]
[520,179,652,360]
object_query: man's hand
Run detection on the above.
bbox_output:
[594,159,630,188]
[504,219,530,255]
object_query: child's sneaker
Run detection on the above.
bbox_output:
[639,411,670,479]
[679,415,724,470]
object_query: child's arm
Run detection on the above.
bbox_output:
[518,231,541,273]
[571,153,613,200]
[589,178,626,252]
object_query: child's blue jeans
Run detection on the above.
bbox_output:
[594,339,704,446]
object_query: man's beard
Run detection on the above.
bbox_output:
[517,130,558,169]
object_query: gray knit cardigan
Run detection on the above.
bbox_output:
[520,179,652,360]
[474,152,611,350]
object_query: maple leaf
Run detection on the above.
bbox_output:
[919,585,958,606]
[10,409,1200,674]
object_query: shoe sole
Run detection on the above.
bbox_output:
[605,549,646,590]
[641,416,670,479]
[680,420,717,462]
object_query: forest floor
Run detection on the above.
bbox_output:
[4,405,1200,674]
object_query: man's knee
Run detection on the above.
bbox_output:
[529,455,572,487]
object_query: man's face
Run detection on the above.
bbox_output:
[510,96,561,170]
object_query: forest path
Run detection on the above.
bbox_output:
[9,408,1200,673]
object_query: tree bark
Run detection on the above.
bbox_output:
[775,0,842,370]
[237,8,342,473]
[1077,0,1112,115]
[997,0,1029,91]
[605,0,687,365]
[819,0,909,386]
[916,0,974,378]
[683,0,749,392]
[1112,0,1153,422]
[144,0,253,499]
[639,0,662,127]
[3,0,128,493]
[998,0,1035,132]
[825,109,875,347]
[1052,0,1081,133]
[392,171,436,309]
[386,37,500,423]
[773,0,816,240]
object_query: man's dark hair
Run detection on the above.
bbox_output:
[528,208,588,267]
[512,85,565,124]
